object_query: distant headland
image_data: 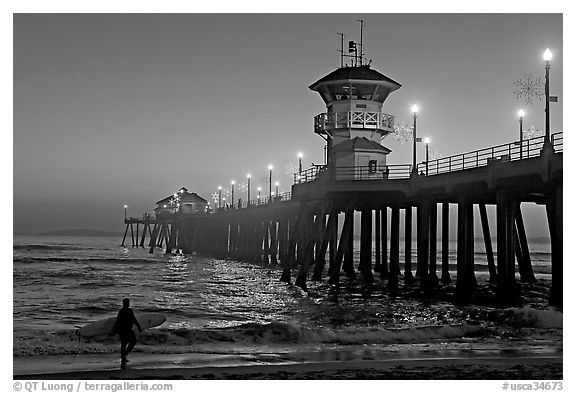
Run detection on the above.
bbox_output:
[37,229,123,237]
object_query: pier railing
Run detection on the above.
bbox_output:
[416,132,563,175]
[226,191,293,210]
[294,165,329,184]
[294,164,412,183]
[552,132,563,152]
[332,164,413,181]
[293,132,563,184]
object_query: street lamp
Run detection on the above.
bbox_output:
[230,180,235,209]
[297,152,303,174]
[218,186,222,209]
[423,138,430,176]
[517,109,525,158]
[124,205,127,221]
[411,105,419,175]
[268,165,273,201]
[257,187,262,204]
[246,174,251,206]
[542,48,553,153]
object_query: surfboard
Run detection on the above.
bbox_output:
[78,313,166,338]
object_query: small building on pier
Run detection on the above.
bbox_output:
[330,137,392,180]
[154,187,208,217]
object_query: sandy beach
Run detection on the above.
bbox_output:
[14,357,562,380]
[14,350,562,380]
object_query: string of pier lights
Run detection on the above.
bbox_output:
[213,152,306,209]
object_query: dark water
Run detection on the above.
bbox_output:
[13,235,561,362]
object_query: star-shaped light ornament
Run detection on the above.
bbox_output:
[514,73,544,106]
[523,125,545,140]
[391,122,414,144]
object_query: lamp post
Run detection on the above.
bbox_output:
[298,152,303,175]
[424,138,430,176]
[124,205,127,221]
[411,105,419,175]
[230,181,235,209]
[268,165,273,201]
[246,174,251,206]
[542,48,553,153]
[517,109,525,159]
[218,186,222,209]
[257,187,262,204]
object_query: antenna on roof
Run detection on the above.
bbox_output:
[337,20,367,68]
[337,33,345,68]
[357,19,365,66]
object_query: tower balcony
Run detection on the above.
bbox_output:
[314,111,395,135]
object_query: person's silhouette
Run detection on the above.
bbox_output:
[113,298,142,363]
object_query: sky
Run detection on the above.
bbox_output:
[12,13,563,235]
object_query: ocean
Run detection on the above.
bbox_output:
[13,235,562,373]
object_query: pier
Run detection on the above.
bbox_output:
[122,132,563,307]
[122,34,562,308]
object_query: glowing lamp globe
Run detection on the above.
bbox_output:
[518,109,525,118]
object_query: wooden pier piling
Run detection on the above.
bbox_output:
[496,192,518,304]
[417,201,431,289]
[479,203,497,283]
[404,206,414,283]
[380,207,389,279]
[441,202,451,284]
[548,183,562,307]
[343,209,355,278]
[388,207,400,290]
[515,204,536,282]
[455,200,475,300]
[374,208,381,273]
[359,209,374,282]
[428,202,438,286]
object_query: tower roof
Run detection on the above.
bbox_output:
[331,137,392,154]
[309,65,402,91]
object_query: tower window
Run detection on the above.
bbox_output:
[368,160,377,173]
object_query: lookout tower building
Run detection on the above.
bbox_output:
[309,29,401,180]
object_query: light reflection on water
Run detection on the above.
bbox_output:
[13,236,558,359]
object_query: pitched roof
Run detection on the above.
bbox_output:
[180,192,208,204]
[331,137,392,154]
[155,188,208,205]
[309,65,402,90]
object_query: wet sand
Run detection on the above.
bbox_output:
[14,351,562,380]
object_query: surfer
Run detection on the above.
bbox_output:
[113,298,142,363]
